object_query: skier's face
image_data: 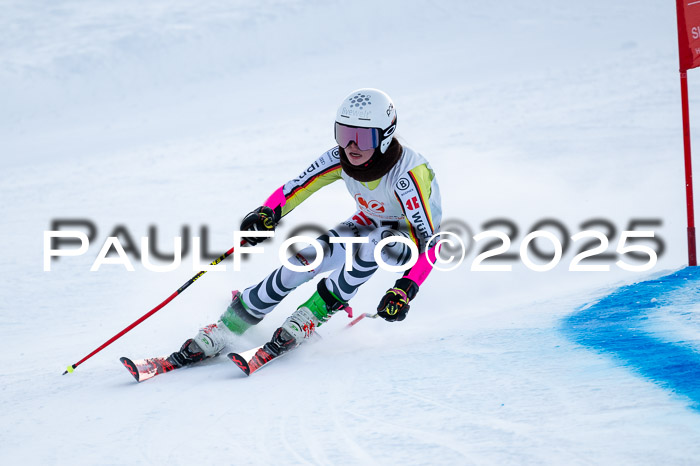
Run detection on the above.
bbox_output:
[344,141,375,166]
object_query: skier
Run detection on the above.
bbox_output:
[170,88,442,369]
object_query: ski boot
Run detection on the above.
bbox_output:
[167,337,207,367]
[172,291,262,367]
[262,279,351,359]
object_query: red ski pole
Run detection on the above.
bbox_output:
[63,241,246,374]
[345,312,378,328]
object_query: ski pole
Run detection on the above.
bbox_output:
[345,312,378,328]
[63,241,246,375]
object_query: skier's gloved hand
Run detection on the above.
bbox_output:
[240,206,281,246]
[377,277,419,322]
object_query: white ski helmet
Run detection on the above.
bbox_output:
[335,88,397,154]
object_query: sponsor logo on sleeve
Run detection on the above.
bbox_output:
[292,161,321,183]
[411,211,430,240]
[396,177,411,191]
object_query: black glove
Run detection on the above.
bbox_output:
[377,277,419,322]
[240,206,281,245]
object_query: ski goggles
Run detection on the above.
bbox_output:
[334,123,381,151]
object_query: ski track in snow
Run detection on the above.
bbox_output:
[2,0,700,464]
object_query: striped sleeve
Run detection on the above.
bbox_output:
[278,147,343,217]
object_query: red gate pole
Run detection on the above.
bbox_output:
[680,71,698,266]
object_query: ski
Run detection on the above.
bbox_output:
[228,313,377,376]
[120,356,180,382]
[123,313,378,380]
[227,345,282,376]
[227,327,324,376]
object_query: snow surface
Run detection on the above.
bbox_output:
[2,1,700,464]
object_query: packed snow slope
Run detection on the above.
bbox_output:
[2,1,700,464]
